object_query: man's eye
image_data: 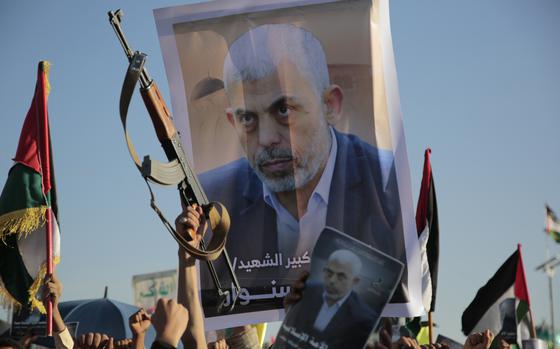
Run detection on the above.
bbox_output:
[276,103,292,118]
[238,113,256,127]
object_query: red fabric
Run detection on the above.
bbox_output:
[416,148,432,234]
[515,244,531,305]
[13,62,51,195]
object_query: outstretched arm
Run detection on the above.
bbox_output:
[43,274,74,349]
[176,204,208,349]
[129,308,151,349]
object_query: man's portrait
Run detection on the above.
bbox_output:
[498,298,517,344]
[275,227,404,349]
[155,0,422,327]
[280,249,377,349]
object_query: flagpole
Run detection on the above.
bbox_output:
[536,256,560,349]
[39,61,53,336]
[428,312,434,344]
[548,270,555,349]
[544,206,555,348]
[528,308,537,338]
[46,207,53,336]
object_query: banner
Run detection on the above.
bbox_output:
[132,269,177,314]
[154,0,422,329]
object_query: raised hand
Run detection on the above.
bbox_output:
[175,204,207,246]
[283,271,310,310]
[42,273,66,333]
[151,298,189,348]
[42,273,62,308]
[371,319,393,349]
[129,308,151,337]
[114,338,133,349]
[77,333,114,349]
[464,330,494,349]
[397,336,421,349]
[129,308,151,349]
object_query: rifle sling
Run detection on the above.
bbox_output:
[118,52,229,261]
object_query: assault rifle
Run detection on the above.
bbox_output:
[108,9,240,313]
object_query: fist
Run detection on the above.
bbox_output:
[151,298,189,347]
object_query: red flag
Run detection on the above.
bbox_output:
[14,61,52,195]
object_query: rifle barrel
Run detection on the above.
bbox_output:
[108,9,152,88]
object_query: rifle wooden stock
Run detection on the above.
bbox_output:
[141,81,176,142]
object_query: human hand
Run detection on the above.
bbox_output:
[372,319,393,349]
[114,338,133,349]
[77,333,114,349]
[175,203,208,256]
[463,330,494,349]
[42,273,62,309]
[395,336,421,349]
[151,298,189,348]
[18,329,39,349]
[498,340,510,349]
[208,338,229,349]
[42,273,67,333]
[129,308,151,337]
[420,344,450,349]
[284,271,309,309]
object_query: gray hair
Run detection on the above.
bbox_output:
[328,249,363,277]
[223,24,330,96]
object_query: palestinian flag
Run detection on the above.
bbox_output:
[545,205,560,243]
[461,245,533,348]
[416,148,439,313]
[0,61,60,313]
[404,149,439,337]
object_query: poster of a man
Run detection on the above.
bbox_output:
[275,227,404,349]
[154,0,422,328]
[498,298,517,344]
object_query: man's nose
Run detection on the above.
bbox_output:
[257,115,283,147]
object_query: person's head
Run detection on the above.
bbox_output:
[322,249,362,303]
[223,24,343,192]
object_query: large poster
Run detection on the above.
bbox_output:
[154,0,422,329]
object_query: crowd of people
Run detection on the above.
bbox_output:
[0,204,505,349]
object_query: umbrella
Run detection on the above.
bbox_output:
[57,298,156,342]
[31,298,177,348]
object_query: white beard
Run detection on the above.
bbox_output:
[253,127,331,192]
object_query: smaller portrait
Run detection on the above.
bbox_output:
[274,227,404,349]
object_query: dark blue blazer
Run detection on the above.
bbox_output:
[199,130,407,310]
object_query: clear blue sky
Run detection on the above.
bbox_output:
[1,0,559,342]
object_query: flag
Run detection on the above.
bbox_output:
[461,245,533,348]
[404,149,440,337]
[416,148,439,312]
[545,205,560,243]
[0,61,60,313]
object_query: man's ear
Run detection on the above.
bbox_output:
[352,277,360,286]
[226,108,236,127]
[323,84,344,125]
